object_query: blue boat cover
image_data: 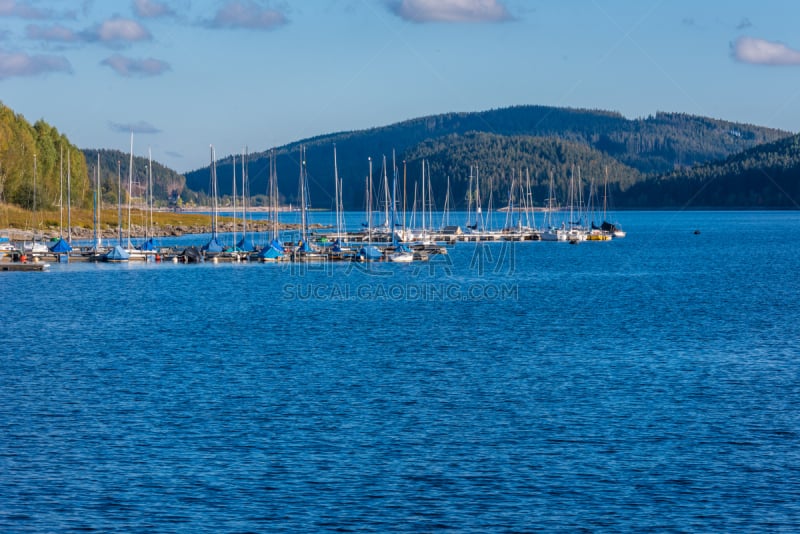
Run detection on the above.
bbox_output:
[358,245,383,261]
[270,238,284,253]
[49,237,73,253]
[139,237,160,251]
[257,244,283,259]
[104,245,130,261]
[202,237,224,253]
[236,235,257,251]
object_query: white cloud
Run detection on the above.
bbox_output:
[26,24,79,42]
[0,50,71,79]
[387,0,512,23]
[0,0,54,19]
[133,0,175,19]
[108,120,162,134]
[733,36,800,66]
[82,17,151,46]
[205,0,288,30]
[101,54,170,77]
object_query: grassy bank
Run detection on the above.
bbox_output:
[1,202,224,230]
[0,202,310,241]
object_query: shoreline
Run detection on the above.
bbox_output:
[0,221,333,242]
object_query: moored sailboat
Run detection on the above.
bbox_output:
[202,145,224,257]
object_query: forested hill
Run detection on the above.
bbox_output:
[184,105,789,210]
[82,149,187,206]
[0,101,89,209]
[618,133,800,208]
[403,133,641,211]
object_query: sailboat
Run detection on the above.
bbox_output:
[101,156,130,262]
[463,164,490,241]
[202,145,224,257]
[565,166,586,243]
[23,154,49,257]
[90,154,100,249]
[236,148,256,252]
[120,134,153,261]
[357,156,383,262]
[412,159,436,244]
[540,171,567,242]
[388,155,413,263]
[102,151,131,262]
[293,146,326,262]
[257,149,286,262]
[600,167,626,238]
[49,146,72,262]
[139,148,161,257]
[328,143,354,260]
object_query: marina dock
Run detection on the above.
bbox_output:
[1,262,49,271]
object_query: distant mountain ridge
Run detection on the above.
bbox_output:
[2,101,793,213]
[185,104,790,210]
[619,133,800,208]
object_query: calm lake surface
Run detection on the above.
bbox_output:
[2,211,799,532]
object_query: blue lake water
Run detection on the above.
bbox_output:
[2,211,799,532]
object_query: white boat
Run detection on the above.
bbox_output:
[23,241,50,254]
[601,167,626,238]
[540,226,568,242]
[388,151,415,263]
[389,250,414,262]
[566,228,587,242]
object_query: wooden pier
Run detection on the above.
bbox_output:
[1,262,49,271]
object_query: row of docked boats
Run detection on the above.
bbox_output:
[2,141,626,271]
[0,234,447,265]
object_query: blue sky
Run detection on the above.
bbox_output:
[1,0,799,173]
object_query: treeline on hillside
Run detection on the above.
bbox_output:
[272,106,786,175]
[618,134,800,208]
[188,133,642,212]
[0,102,89,210]
[402,133,641,210]
[82,149,188,207]
[186,104,789,209]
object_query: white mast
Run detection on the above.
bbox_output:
[427,161,434,231]
[148,148,153,239]
[127,133,133,249]
[117,160,122,246]
[367,157,373,243]
[333,144,341,240]
[32,154,37,233]
[67,149,72,243]
[210,145,218,240]
[382,155,389,228]
[232,154,237,249]
[466,166,472,230]
[242,147,248,245]
[475,164,482,232]
[94,153,101,249]
[421,159,426,235]
[59,146,63,237]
